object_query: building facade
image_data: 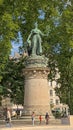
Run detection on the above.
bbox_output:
[49,80,69,115]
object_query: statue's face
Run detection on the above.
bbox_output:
[35,22,38,28]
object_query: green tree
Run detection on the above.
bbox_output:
[0,0,73,111]
[69,57,73,114]
[1,56,26,105]
[0,0,19,81]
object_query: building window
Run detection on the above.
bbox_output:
[50,90,53,96]
[49,81,52,87]
[50,99,53,105]
[56,99,59,105]
[50,81,52,87]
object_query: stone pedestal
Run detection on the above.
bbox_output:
[23,55,52,116]
[70,115,73,126]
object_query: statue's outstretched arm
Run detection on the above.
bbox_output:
[27,34,31,41]
[27,31,32,43]
[40,30,48,37]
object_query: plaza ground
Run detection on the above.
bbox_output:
[0,115,73,130]
[0,119,73,130]
[0,125,73,130]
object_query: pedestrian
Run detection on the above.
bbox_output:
[39,115,42,124]
[31,112,35,126]
[6,108,12,127]
[16,109,20,119]
[3,107,7,122]
[45,112,49,124]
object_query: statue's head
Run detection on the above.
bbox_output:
[35,22,38,28]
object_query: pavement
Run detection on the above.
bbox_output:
[0,117,72,130]
[0,125,73,130]
[0,120,73,130]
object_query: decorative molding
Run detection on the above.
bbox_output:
[25,55,48,68]
[23,67,50,79]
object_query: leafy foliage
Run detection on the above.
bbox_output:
[0,0,73,111]
[1,56,25,105]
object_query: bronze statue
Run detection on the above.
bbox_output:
[27,22,47,56]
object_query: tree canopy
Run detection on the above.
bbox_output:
[1,56,25,105]
[0,0,73,112]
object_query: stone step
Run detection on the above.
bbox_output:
[11,117,61,125]
[0,120,61,126]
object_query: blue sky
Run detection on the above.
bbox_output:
[11,32,23,56]
[11,42,21,56]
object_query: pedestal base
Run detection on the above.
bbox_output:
[23,55,52,117]
[24,105,52,116]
